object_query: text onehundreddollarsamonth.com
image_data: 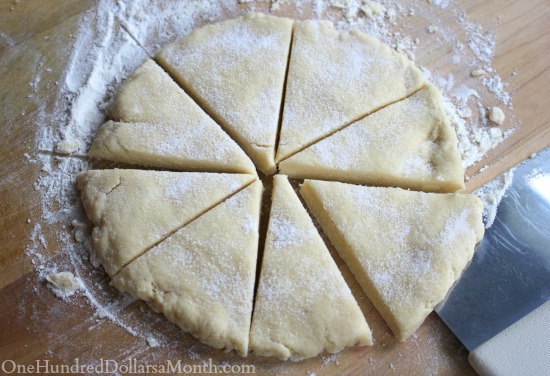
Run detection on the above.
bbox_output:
[1,358,256,374]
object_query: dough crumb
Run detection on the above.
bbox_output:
[96,307,109,319]
[474,168,514,228]
[146,336,160,348]
[427,24,439,34]
[270,0,287,12]
[471,69,487,77]
[488,106,505,125]
[55,138,80,154]
[46,272,82,296]
[71,219,90,242]
[385,8,397,23]
[360,1,385,18]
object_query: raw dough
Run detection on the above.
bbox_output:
[488,106,505,125]
[276,20,426,162]
[157,13,293,174]
[90,59,255,174]
[300,179,484,341]
[77,169,256,276]
[90,120,255,173]
[78,14,485,359]
[46,272,81,292]
[249,175,372,360]
[279,84,465,192]
[112,181,262,356]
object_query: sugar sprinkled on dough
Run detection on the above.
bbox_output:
[269,214,317,248]
[160,17,289,146]
[117,184,260,342]
[437,209,472,247]
[308,182,480,307]
[161,172,244,203]
[296,89,435,176]
[154,120,232,161]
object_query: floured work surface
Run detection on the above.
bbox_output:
[1,0,550,375]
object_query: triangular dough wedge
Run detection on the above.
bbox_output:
[111,181,263,356]
[77,169,256,276]
[90,59,255,174]
[90,120,255,173]
[280,85,464,192]
[276,20,426,162]
[157,14,293,174]
[250,175,372,360]
[300,180,484,341]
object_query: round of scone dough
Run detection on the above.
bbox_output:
[79,13,483,360]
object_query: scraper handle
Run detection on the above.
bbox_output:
[469,300,550,376]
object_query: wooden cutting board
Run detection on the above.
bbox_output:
[1,0,549,375]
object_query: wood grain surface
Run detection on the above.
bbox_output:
[1,0,549,375]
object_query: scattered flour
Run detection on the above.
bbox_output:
[321,352,341,367]
[473,168,515,228]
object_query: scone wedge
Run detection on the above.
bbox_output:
[157,14,293,174]
[279,85,465,192]
[300,180,484,341]
[276,20,426,162]
[90,59,255,174]
[77,169,256,276]
[250,175,372,360]
[112,181,263,356]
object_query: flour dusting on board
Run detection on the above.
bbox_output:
[24,0,515,369]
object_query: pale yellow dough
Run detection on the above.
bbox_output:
[300,180,484,341]
[279,85,464,192]
[76,14,485,360]
[90,120,255,173]
[157,13,293,174]
[276,20,426,162]
[111,181,263,356]
[249,175,372,360]
[90,59,254,174]
[77,169,256,276]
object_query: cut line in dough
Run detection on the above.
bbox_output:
[78,169,256,276]
[90,59,255,174]
[275,20,426,163]
[279,84,464,192]
[157,13,293,174]
[112,181,263,356]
